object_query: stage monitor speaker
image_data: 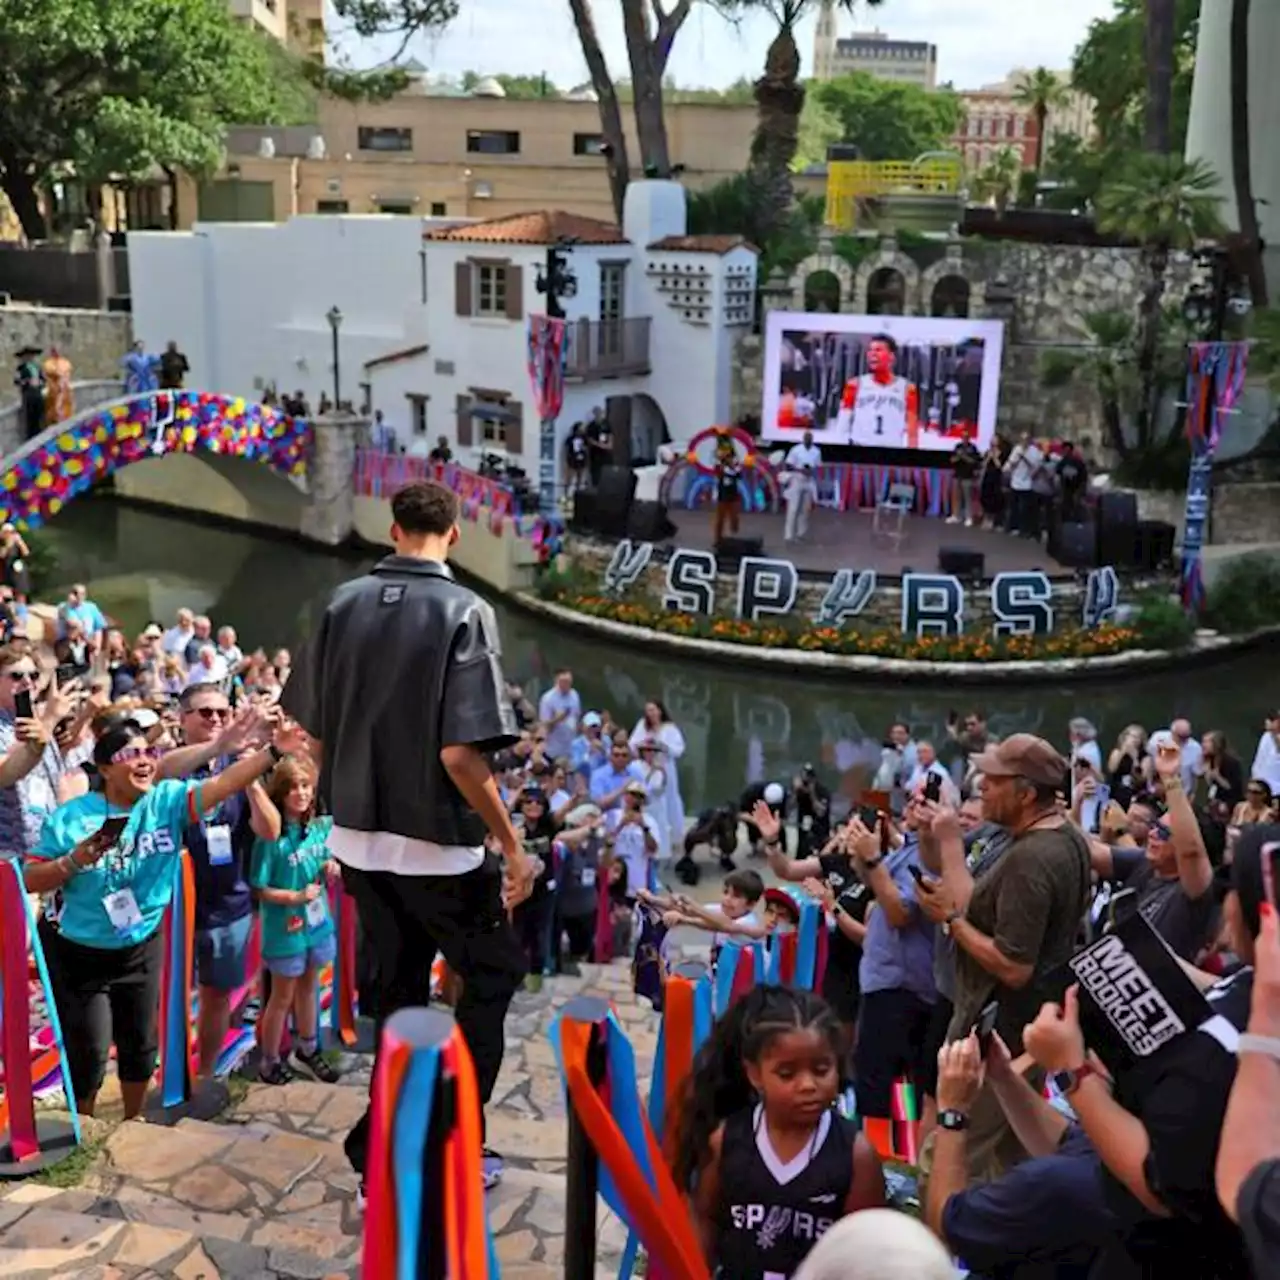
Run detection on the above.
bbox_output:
[1097,490,1139,528]
[938,546,985,579]
[714,534,764,568]
[1053,519,1100,569]
[569,490,599,535]
[627,499,675,543]
[595,466,637,537]
[1133,520,1177,573]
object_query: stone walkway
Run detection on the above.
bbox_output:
[0,959,655,1279]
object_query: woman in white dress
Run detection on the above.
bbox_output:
[630,700,686,853]
[636,739,670,860]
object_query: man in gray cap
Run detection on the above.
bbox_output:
[916,733,1091,1182]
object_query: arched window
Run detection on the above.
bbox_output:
[803,268,842,314]
[866,267,906,317]
[930,275,971,319]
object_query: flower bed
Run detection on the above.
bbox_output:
[538,582,1150,664]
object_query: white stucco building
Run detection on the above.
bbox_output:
[127,181,757,475]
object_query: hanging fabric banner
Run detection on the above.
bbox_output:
[1181,342,1249,612]
[528,315,569,513]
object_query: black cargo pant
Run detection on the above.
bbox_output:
[340,853,526,1175]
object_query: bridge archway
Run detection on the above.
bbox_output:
[0,392,312,528]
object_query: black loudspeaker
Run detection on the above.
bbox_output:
[714,534,764,567]
[595,466,637,537]
[1053,519,1100,569]
[1097,490,1139,527]
[627,499,675,543]
[1133,520,1177,573]
[938,546,985,579]
[570,490,599,535]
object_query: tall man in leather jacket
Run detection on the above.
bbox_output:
[282,479,536,1195]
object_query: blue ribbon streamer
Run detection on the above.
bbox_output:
[795,900,821,990]
[393,1047,439,1280]
[160,859,189,1108]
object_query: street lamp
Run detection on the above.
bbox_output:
[533,239,579,514]
[326,305,343,409]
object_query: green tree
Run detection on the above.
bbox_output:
[0,0,322,240]
[1095,154,1227,451]
[975,147,1022,214]
[793,92,843,172]
[1012,67,1068,175]
[1070,0,1199,153]
[812,72,963,163]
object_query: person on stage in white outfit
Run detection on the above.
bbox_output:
[782,430,823,543]
[629,700,686,856]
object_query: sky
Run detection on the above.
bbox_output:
[331,0,1121,93]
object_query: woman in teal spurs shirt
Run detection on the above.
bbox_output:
[25,716,309,1119]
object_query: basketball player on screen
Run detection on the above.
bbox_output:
[837,335,919,448]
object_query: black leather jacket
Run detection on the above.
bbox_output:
[281,556,518,848]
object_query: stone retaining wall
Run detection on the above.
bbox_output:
[1137,483,1280,546]
[0,305,133,380]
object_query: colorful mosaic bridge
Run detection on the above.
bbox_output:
[0,392,312,529]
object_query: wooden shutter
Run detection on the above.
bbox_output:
[454,261,472,316]
[504,264,524,320]
[505,401,524,454]
[456,393,473,446]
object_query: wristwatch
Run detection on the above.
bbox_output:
[267,743,284,764]
[941,908,963,937]
[862,854,884,872]
[938,1109,969,1132]
[1051,1062,1098,1096]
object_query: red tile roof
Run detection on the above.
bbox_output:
[647,234,757,254]
[425,210,628,246]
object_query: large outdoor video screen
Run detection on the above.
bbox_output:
[761,311,1006,453]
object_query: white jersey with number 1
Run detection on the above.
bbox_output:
[842,374,910,447]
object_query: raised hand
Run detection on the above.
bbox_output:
[751,799,781,844]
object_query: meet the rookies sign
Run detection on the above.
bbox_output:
[1065,914,1213,1076]
[602,539,1121,638]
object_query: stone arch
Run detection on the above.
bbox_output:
[787,247,854,312]
[803,268,842,313]
[929,275,972,317]
[866,267,908,316]
[853,236,922,315]
[920,245,986,320]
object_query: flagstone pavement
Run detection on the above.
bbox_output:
[0,960,659,1280]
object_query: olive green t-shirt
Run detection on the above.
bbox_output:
[948,822,1092,1052]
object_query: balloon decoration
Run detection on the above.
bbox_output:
[0,392,312,530]
[659,425,779,514]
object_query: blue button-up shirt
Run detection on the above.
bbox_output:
[588,761,645,812]
[858,838,937,1002]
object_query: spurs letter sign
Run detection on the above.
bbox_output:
[602,541,1121,637]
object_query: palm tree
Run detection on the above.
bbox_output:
[1144,0,1178,152]
[1012,67,1068,176]
[975,147,1022,214]
[740,0,882,240]
[1096,153,1227,448]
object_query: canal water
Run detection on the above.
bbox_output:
[42,498,1277,812]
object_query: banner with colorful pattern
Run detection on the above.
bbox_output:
[0,392,311,530]
[527,315,569,421]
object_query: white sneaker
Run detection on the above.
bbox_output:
[945,515,960,525]
[964,518,973,527]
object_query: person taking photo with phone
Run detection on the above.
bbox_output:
[22,716,307,1120]
[0,646,77,860]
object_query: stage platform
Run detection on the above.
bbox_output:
[660,507,1072,582]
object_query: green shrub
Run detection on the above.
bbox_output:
[23,530,58,595]
[1133,592,1195,651]
[1204,553,1280,634]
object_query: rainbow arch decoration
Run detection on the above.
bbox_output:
[658,424,780,514]
[0,392,312,530]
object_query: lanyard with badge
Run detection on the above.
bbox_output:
[297,830,328,930]
[96,810,142,936]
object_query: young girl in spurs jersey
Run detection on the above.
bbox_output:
[670,985,885,1279]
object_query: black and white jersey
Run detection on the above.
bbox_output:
[716,1105,855,1280]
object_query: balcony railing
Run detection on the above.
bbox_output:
[564,316,651,381]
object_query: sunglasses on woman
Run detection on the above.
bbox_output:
[110,745,163,765]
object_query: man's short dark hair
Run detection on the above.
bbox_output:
[391,480,459,536]
[724,868,765,904]
[179,682,227,711]
[869,333,898,356]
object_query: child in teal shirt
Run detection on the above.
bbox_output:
[248,756,340,1085]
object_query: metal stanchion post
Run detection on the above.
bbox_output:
[563,994,609,1280]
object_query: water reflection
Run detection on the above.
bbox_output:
[43,497,1277,812]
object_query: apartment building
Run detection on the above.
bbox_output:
[167,91,756,227]
[813,5,937,89]
[951,71,1094,172]
[227,0,325,59]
